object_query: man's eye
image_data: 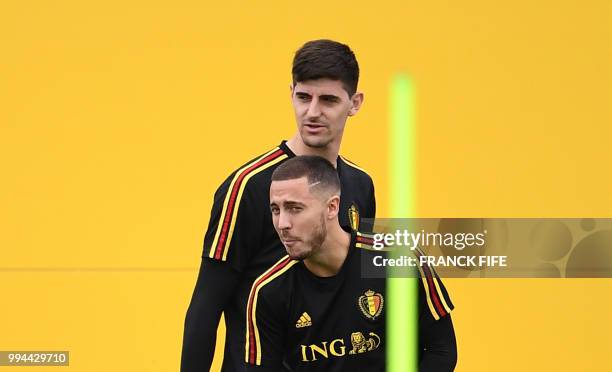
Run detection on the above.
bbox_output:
[271,208,280,215]
[297,95,310,101]
[290,207,302,213]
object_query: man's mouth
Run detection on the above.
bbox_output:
[281,236,300,245]
[304,123,326,133]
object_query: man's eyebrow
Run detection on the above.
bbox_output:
[319,94,340,101]
[269,200,306,207]
[283,200,306,207]
[294,92,340,102]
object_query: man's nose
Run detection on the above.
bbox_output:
[306,97,321,118]
[277,211,292,230]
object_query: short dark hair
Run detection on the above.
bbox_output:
[271,156,341,197]
[292,39,359,97]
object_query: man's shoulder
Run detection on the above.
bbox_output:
[216,143,291,192]
[338,155,373,182]
[235,142,286,166]
[249,256,298,305]
[231,144,289,177]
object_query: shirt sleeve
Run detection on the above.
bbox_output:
[201,171,267,272]
[418,263,455,324]
[417,264,457,370]
[355,175,376,233]
[367,176,376,219]
[245,285,285,369]
[419,313,458,371]
[181,258,241,372]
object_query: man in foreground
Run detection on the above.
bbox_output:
[182,40,376,371]
[246,156,457,371]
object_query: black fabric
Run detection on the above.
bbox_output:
[246,233,455,372]
[181,259,241,371]
[419,314,457,371]
[182,141,376,372]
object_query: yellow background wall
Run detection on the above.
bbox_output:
[1,1,611,370]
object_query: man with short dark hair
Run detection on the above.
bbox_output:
[181,40,376,371]
[246,156,457,371]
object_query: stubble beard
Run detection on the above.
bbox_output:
[290,214,327,261]
[300,126,333,149]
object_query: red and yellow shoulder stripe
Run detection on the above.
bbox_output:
[209,147,289,261]
[245,255,298,365]
[355,231,376,249]
[413,247,454,320]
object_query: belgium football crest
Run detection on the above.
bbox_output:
[348,203,360,231]
[358,289,384,320]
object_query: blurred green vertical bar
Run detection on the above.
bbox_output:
[387,74,418,372]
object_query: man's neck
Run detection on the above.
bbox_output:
[303,224,351,277]
[286,134,340,168]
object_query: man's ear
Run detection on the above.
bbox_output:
[326,195,341,219]
[289,83,295,98]
[348,92,364,116]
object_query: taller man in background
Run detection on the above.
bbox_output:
[181,40,376,371]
